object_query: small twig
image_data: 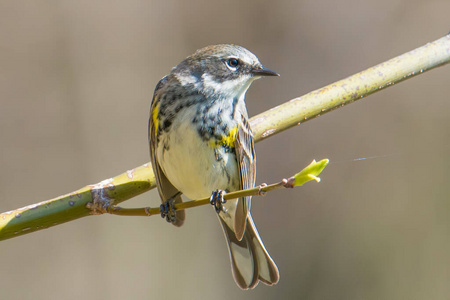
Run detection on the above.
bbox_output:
[106,206,160,217]
[103,181,288,217]
[104,159,329,217]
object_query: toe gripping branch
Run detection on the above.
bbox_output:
[210,189,226,213]
[160,198,176,223]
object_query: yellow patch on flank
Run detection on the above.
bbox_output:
[210,126,239,148]
[152,102,160,136]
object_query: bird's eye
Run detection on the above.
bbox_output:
[226,58,239,69]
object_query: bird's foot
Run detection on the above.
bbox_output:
[210,189,227,213]
[160,198,177,223]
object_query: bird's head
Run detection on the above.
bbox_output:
[172,44,278,98]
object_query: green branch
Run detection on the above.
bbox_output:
[1,33,449,241]
[105,159,329,217]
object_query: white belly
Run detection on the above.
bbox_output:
[156,111,239,200]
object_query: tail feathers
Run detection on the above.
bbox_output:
[219,216,279,289]
[171,194,185,227]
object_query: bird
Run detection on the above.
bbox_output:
[149,44,279,289]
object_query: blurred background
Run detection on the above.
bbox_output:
[1,1,449,299]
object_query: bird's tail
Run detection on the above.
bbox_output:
[219,214,279,289]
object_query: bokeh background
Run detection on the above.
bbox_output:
[1,1,449,299]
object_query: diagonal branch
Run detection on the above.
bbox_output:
[1,33,449,241]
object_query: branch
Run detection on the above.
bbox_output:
[1,33,449,241]
[104,159,329,217]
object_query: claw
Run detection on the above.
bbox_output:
[210,189,226,213]
[160,198,176,223]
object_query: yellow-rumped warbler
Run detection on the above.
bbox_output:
[148,44,279,289]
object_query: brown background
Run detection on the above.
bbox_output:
[1,1,449,299]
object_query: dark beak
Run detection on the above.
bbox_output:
[252,65,280,77]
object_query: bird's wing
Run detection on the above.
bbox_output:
[149,77,185,226]
[233,113,256,240]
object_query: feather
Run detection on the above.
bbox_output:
[149,77,185,227]
[233,112,256,240]
[219,215,279,289]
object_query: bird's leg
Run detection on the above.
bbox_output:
[160,199,176,223]
[210,189,227,213]
[160,192,181,223]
